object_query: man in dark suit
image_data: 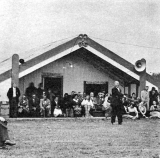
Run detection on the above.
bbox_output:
[29,94,40,117]
[111,81,123,125]
[7,83,21,118]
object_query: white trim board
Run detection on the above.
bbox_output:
[19,45,80,78]
[86,46,139,80]
[1,45,158,90]
[86,46,158,89]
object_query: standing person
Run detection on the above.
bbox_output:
[0,117,16,149]
[37,83,44,99]
[110,81,123,125]
[7,83,21,118]
[47,89,55,117]
[89,92,96,116]
[25,82,37,99]
[141,86,149,111]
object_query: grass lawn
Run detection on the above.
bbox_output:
[1,118,160,158]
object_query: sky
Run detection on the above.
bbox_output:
[0,0,160,74]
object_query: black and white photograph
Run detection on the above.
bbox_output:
[0,0,160,157]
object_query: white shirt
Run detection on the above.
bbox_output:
[13,87,16,97]
[117,87,120,92]
[81,99,94,107]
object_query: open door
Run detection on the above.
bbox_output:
[42,73,63,98]
[84,81,108,96]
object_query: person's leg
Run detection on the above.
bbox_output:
[117,106,123,124]
[0,123,9,147]
[111,107,116,124]
[45,108,50,117]
[10,100,14,118]
[11,99,18,118]
[117,114,123,124]
[0,122,15,148]
[51,102,54,117]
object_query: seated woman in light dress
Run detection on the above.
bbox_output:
[150,101,160,118]
[81,95,94,117]
[123,102,139,120]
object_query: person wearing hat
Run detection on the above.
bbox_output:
[0,117,16,149]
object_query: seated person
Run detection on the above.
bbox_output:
[18,94,29,117]
[72,94,82,117]
[53,96,63,117]
[121,96,129,115]
[138,101,148,118]
[0,117,15,149]
[150,101,160,118]
[40,94,51,117]
[123,102,139,120]
[102,94,112,118]
[95,92,105,110]
[81,95,94,117]
[29,94,40,117]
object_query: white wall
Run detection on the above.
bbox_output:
[130,84,137,95]
[0,78,11,101]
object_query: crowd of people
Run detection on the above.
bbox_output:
[6,82,160,119]
[1,81,160,149]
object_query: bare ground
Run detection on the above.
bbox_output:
[1,118,160,158]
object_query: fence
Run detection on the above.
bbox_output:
[0,101,9,118]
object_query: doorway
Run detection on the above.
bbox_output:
[84,81,108,96]
[43,77,63,97]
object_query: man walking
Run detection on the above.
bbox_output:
[7,83,21,118]
[111,81,123,125]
